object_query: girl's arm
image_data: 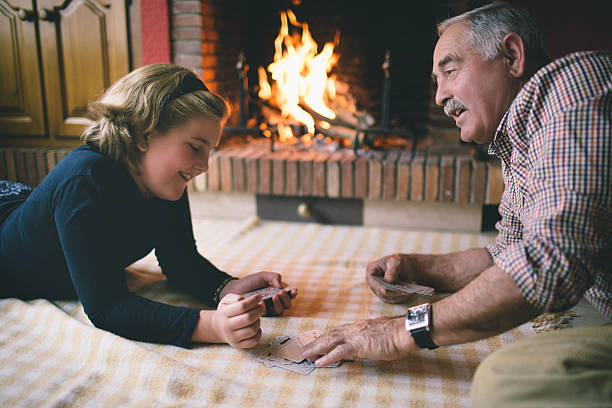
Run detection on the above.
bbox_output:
[55,177,205,347]
[154,191,235,306]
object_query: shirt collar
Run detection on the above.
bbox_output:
[488,107,512,161]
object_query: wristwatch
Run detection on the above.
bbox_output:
[405,303,438,350]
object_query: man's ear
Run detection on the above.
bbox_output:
[501,33,526,78]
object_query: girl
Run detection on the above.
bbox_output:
[0,64,296,348]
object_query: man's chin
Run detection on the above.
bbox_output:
[459,129,476,143]
[459,129,490,145]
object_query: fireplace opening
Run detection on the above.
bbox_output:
[227,8,422,155]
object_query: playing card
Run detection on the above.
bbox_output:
[305,359,341,368]
[241,286,287,300]
[255,333,342,375]
[270,337,304,363]
[297,329,324,348]
[271,335,292,347]
[373,276,435,297]
[256,349,315,375]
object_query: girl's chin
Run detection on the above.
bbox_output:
[166,190,185,201]
[152,188,185,201]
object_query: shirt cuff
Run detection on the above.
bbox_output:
[175,308,202,348]
[213,276,238,306]
[485,242,503,261]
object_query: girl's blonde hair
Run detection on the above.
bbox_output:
[81,64,230,173]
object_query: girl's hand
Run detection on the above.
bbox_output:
[220,272,298,316]
[211,293,266,348]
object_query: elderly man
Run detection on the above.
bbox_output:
[302,2,612,406]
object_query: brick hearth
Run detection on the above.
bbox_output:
[192,142,503,205]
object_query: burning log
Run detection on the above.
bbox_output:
[299,103,358,130]
[299,101,375,132]
[251,91,282,114]
[334,105,375,129]
[317,125,359,143]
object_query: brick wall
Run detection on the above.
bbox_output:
[171,0,203,75]
[170,0,245,125]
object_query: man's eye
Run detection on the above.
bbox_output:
[446,69,455,76]
[189,144,200,152]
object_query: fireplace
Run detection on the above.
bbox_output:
[168,0,504,230]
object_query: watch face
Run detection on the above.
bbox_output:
[407,304,429,330]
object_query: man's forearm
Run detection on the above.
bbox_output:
[418,248,494,292]
[430,264,541,346]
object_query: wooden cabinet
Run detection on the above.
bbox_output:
[0,0,130,147]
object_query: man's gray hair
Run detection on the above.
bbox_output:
[438,1,549,69]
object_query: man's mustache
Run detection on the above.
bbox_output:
[444,98,467,117]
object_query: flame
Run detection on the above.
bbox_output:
[257,67,272,99]
[258,10,339,140]
[277,123,294,142]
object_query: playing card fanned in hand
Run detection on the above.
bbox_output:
[241,286,286,300]
[373,276,435,297]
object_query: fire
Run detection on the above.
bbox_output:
[258,10,339,141]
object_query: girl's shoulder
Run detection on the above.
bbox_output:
[54,145,117,176]
[48,145,127,184]
[40,145,135,204]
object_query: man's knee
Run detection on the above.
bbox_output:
[470,341,523,408]
[470,325,612,408]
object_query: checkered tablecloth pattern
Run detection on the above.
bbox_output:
[0,217,532,407]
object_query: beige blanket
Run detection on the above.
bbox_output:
[0,217,533,407]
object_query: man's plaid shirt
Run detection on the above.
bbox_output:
[486,51,612,318]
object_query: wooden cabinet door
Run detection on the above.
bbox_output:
[0,0,46,137]
[37,0,129,139]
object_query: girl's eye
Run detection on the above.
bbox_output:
[189,144,200,152]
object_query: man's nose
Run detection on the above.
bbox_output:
[435,81,451,107]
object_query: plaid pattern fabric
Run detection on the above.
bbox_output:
[486,51,612,317]
[1,218,533,408]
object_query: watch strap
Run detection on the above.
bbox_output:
[410,326,439,350]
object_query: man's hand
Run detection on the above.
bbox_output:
[300,317,414,366]
[367,249,495,299]
[220,271,298,316]
[366,254,422,303]
[211,293,266,349]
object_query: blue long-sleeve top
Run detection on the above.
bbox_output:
[0,145,233,347]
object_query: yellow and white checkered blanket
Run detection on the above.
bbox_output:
[0,217,533,407]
